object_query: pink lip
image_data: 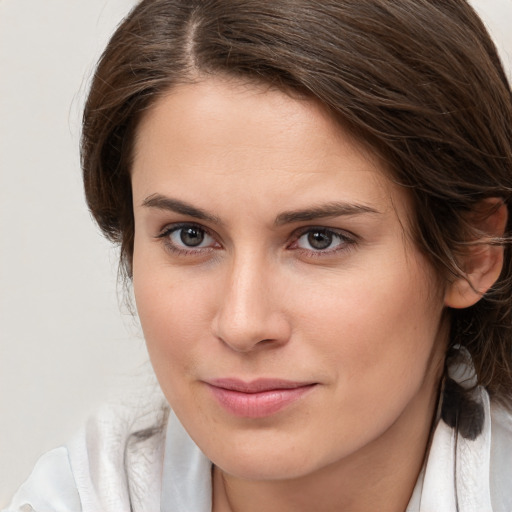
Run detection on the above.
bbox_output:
[205,378,317,418]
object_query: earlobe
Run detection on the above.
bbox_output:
[444,199,508,309]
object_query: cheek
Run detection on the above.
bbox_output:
[132,249,210,381]
[133,277,205,422]
[135,274,204,338]
[295,255,443,388]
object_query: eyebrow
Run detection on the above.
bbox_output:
[142,194,221,224]
[274,202,380,226]
[142,194,380,226]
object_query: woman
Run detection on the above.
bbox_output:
[6,0,512,511]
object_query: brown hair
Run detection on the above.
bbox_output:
[82,0,512,405]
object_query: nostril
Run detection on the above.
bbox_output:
[258,339,276,345]
[217,335,275,353]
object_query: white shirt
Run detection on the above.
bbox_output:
[4,385,512,512]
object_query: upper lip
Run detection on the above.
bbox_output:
[205,378,316,393]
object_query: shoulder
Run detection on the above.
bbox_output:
[3,447,80,512]
[4,388,169,512]
[489,401,512,512]
[67,392,169,511]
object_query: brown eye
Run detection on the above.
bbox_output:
[307,230,333,250]
[293,227,354,254]
[180,226,205,247]
[158,223,218,252]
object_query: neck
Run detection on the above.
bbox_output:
[212,372,441,512]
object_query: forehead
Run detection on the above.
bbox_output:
[131,78,410,224]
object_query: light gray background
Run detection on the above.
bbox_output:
[0,0,511,504]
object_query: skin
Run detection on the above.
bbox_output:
[131,78,451,512]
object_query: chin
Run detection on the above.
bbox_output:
[202,428,332,481]
[215,454,316,481]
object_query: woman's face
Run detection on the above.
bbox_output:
[131,78,448,480]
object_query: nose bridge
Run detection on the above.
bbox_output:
[213,249,288,352]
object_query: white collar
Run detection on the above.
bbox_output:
[159,394,494,512]
[161,409,212,512]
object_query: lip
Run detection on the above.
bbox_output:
[205,378,317,418]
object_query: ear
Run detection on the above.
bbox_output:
[444,199,508,309]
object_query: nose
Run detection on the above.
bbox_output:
[212,254,291,353]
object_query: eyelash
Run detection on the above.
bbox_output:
[156,223,357,258]
[156,222,220,256]
[289,226,357,257]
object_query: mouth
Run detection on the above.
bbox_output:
[204,378,317,418]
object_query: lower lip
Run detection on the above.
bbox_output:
[206,384,316,418]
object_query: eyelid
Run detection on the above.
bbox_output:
[154,222,357,258]
[156,221,205,238]
[291,225,357,241]
[156,222,222,254]
[288,225,358,254]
